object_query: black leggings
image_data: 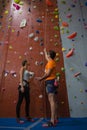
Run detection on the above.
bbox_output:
[16,85,30,118]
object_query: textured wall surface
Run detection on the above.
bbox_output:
[0,0,69,117]
[58,0,87,117]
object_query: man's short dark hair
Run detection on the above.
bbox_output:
[22,60,27,66]
[48,50,56,59]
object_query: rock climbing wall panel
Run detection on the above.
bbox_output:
[0,0,69,117]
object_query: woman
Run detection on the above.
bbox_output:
[16,60,34,124]
[36,48,58,127]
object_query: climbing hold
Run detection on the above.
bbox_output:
[13,3,20,10]
[19,56,22,59]
[67,32,77,39]
[51,19,54,22]
[54,42,58,46]
[80,89,83,93]
[71,4,76,8]
[2,87,5,92]
[53,11,58,15]
[4,70,9,77]
[40,42,44,46]
[34,36,39,42]
[74,72,81,77]
[55,15,58,19]
[35,61,39,66]
[56,53,59,56]
[29,33,34,38]
[20,19,27,28]
[17,30,20,36]
[36,30,40,34]
[66,48,74,58]
[56,72,60,77]
[62,47,66,52]
[85,62,87,66]
[61,67,65,72]
[12,29,15,32]
[66,13,72,18]
[61,0,66,4]
[61,101,64,104]
[39,61,44,65]
[40,52,44,55]
[73,96,77,99]
[29,47,33,50]
[54,8,58,12]
[54,34,58,38]
[39,95,43,98]
[66,30,69,34]
[28,8,31,12]
[9,45,13,49]
[33,5,37,9]
[36,18,42,23]
[14,100,17,104]
[19,1,24,5]
[85,2,87,6]
[9,16,12,21]
[4,10,9,14]
[10,70,17,77]
[55,58,59,62]
[62,21,69,27]
[46,0,53,6]
[14,0,20,4]
[70,68,74,71]
[54,26,59,30]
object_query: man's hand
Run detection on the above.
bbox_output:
[35,77,42,81]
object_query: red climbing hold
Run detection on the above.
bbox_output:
[46,0,53,6]
[67,32,77,39]
[66,48,74,58]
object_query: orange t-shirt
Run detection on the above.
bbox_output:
[45,59,56,81]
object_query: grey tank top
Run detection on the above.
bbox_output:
[23,70,30,82]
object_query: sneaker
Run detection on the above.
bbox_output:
[54,119,59,124]
[42,121,56,127]
[26,117,34,122]
[16,118,24,124]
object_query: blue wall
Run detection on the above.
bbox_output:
[57,0,87,117]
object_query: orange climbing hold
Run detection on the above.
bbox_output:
[62,21,69,27]
[66,48,74,58]
[67,32,77,39]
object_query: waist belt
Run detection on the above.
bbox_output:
[23,79,29,84]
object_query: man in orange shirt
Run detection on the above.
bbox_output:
[36,48,58,127]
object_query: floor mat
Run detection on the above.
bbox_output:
[0,117,87,130]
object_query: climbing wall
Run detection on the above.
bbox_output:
[58,0,87,117]
[0,0,69,118]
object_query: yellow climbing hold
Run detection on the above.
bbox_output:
[5,10,9,14]
[62,47,66,52]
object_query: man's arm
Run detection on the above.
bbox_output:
[37,68,52,81]
[44,48,49,61]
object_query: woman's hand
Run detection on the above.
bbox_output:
[20,86,24,93]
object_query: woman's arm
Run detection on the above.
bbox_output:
[19,67,24,92]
